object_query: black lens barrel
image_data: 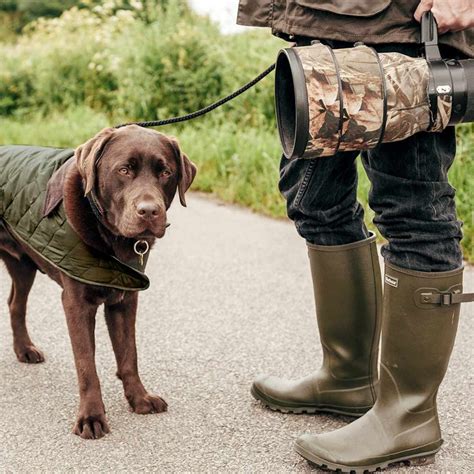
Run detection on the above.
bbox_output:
[460,59,474,124]
[446,59,467,125]
[275,49,309,159]
[445,58,474,125]
[427,58,474,126]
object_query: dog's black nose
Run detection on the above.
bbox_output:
[136,201,160,219]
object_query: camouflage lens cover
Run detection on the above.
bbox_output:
[380,52,432,142]
[298,43,343,158]
[335,45,385,153]
[281,44,451,159]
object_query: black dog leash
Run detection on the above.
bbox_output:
[114,64,276,129]
[94,64,274,266]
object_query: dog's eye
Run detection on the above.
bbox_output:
[118,167,129,175]
[161,170,172,178]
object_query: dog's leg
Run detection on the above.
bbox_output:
[2,253,44,363]
[105,292,167,415]
[62,279,110,439]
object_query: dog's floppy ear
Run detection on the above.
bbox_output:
[75,127,116,196]
[43,159,75,217]
[170,137,197,207]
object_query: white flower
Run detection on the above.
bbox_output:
[130,0,143,10]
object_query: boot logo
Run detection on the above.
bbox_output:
[385,275,399,288]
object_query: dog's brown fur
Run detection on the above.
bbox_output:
[0,126,196,439]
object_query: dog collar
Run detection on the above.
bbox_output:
[86,190,105,221]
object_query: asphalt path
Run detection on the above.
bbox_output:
[1,194,473,472]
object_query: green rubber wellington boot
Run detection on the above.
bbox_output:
[295,262,474,473]
[251,233,382,417]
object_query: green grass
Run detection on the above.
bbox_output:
[1,106,472,262]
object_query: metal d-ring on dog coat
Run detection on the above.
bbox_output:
[0,146,150,291]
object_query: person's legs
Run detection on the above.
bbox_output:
[279,152,369,245]
[362,124,463,272]
[294,129,470,471]
[251,152,383,416]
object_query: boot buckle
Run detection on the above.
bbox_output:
[419,291,453,305]
[417,285,474,307]
[441,293,452,305]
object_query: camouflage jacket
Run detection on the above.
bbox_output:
[237,0,474,58]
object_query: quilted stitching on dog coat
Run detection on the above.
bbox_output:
[0,145,150,291]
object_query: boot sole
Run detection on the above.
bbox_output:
[250,384,370,417]
[294,440,440,473]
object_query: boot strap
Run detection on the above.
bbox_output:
[419,291,474,306]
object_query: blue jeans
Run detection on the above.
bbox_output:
[279,126,463,272]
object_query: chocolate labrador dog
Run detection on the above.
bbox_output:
[0,125,196,439]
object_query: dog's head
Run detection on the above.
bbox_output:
[75,125,196,239]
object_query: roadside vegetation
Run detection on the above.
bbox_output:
[0,0,472,260]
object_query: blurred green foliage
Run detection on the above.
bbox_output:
[0,0,80,37]
[0,0,79,16]
[0,1,275,122]
[0,1,472,260]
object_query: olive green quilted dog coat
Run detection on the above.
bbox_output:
[0,145,149,291]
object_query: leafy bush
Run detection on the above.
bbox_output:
[0,0,80,26]
[0,1,280,123]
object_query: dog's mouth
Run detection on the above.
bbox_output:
[135,231,156,239]
[135,230,163,239]
[106,211,171,240]
[130,223,170,240]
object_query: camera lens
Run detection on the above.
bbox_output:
[460,59,474,123]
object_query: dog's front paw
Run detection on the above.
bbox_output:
[73,412,110,440]
[129,393,168,415]
[14,343,45,364]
